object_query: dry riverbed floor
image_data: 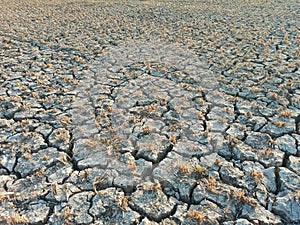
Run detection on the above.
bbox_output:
[0,0,299,224]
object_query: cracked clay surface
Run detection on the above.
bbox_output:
[0,0,299,224]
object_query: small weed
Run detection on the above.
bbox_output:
[222,107,234,115]
[188,145,201,151]
[227,96,241,103]
[269,138,276,147]
[143,182,162,191]
[58,153,69,164]
[293,97,300,103]
[169,135,177,144]
[181,83,190,88]
[55,129,70,141]
[219,117,228,124]
[261,148,273,157]
[100,109,107,117]
[146,143,158,154]
[112,138,120,151]
[143,125,151,134]
[49,108,58,113]
[274,121,285,128]
[0,119,12,129]
[128,160,137,170]
[42,153,50,161]
[177,162,190,175]
[269,92,278,99]
[250,86,262,93]
[22,103,31,110]
[160,67,169,73]
[196,110,205,119]
[37,79,46,85]
[11,95,22,102]
[187,210,205,222]
[145,104,156,111]
[250,170,265,184]
[251,102,262,109]
[151,182,162,191]
[79,169,91,180]
[193,164,206,176]
[0,191,15,202]
[130,115,140,124]
[198,98,206,105]
[60,206,74,225]
[70,79,78,85]
[6,212,29,225]
[231,188,257,205]
[51,182,59,196]
[203,127,210,138]
[36,167,46,178]
[279,110,292,117]
[246,111,253,118]
[205,176,218,193]
[93,176,106,194]
[214,158,223,166]
[20,85,27,91]
[106,105,113,112]
[60,116,72,125]
[240,124,247,131]
[84,138,101,149]
[169,123,180,131]
[174,106,183,115]
[224,202,231,216]
[23,152,32,160]
[31,92,39,98]
[283,32,289,42]
[116,195,129,211]
[158,97,168,105]
[227,135,240,145]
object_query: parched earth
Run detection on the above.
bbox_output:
[0,0,299,224]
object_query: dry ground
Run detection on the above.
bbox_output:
[0,0,299,224]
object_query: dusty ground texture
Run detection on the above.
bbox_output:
[0,0,300,224]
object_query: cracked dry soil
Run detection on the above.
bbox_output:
[0,0,300,224]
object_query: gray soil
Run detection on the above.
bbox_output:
[0,0,299,224]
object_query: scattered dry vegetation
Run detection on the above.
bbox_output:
[0,0,299,223]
